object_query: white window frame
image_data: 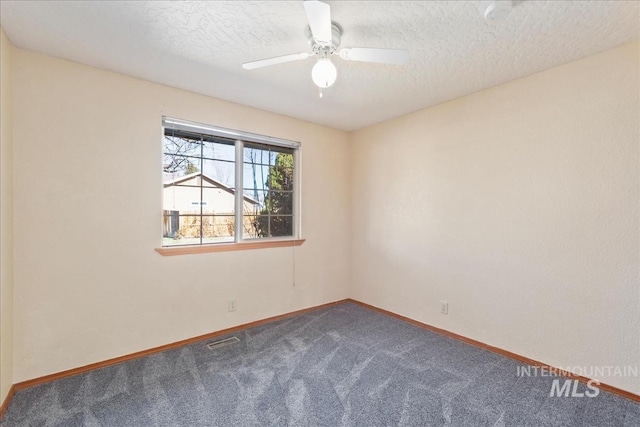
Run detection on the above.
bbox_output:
[162,116,301,246]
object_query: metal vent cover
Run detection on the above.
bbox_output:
[206,336,240,350]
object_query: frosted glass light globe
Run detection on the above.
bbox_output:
[312,58,337,88]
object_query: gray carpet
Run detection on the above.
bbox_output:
[2,302,639,426]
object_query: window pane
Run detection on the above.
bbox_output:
[271,216,293,237]
[163,135,202,176]
[266,190,292,215]
[243,163,269,193]
[201,185,236,216]
[242,189,266,210]
[163,153,202,176]
[203,159,234,188]
[162,214,201,246]
[163,182,203,214]
[242,214,293,238]
[243,147,294,187]
[202,137,235,161]
[243,188,264,204]
[244,214,270,238]
[242,212,261,239]
[164,135,201,156]
[243,190,293,215]
[267,166,294,189]
[243,146,276,167]
[201,215,235,244]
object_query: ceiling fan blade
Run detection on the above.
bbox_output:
[304,0,332,43]
[242,52,311,70]
[339,48,409,65]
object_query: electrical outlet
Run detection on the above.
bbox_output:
[440,301,448,315]
[228,299,237,312]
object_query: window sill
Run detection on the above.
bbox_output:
[155,239,305,256]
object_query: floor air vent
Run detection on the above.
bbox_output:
[206,336,240,350]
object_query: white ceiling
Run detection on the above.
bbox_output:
[1,1,638,131]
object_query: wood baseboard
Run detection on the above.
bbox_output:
[0,384,16,421]
[10,299,348,393]
[3,297,638,421]
[347,298,640,403]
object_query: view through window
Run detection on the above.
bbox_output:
[162,118,298,246]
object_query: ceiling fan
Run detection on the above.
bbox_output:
[242,0,409,95]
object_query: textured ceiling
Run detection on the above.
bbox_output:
[1,1,638,131]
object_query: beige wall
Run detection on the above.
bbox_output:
[11,48,351,382]
[350,41,640,394]
[0,28,15,403]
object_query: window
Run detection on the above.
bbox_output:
[162,117,299,247]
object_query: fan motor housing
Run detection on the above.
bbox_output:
[308,22,342,56]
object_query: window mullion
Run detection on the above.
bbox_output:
[199,138,204,245]
[268,149,272,237]
[293,148,300,238]
[234,139,244,243]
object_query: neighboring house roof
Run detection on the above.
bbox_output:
[163,172,260,205]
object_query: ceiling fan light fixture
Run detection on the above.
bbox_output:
[312,58,337,88]
[242,1,408,92]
